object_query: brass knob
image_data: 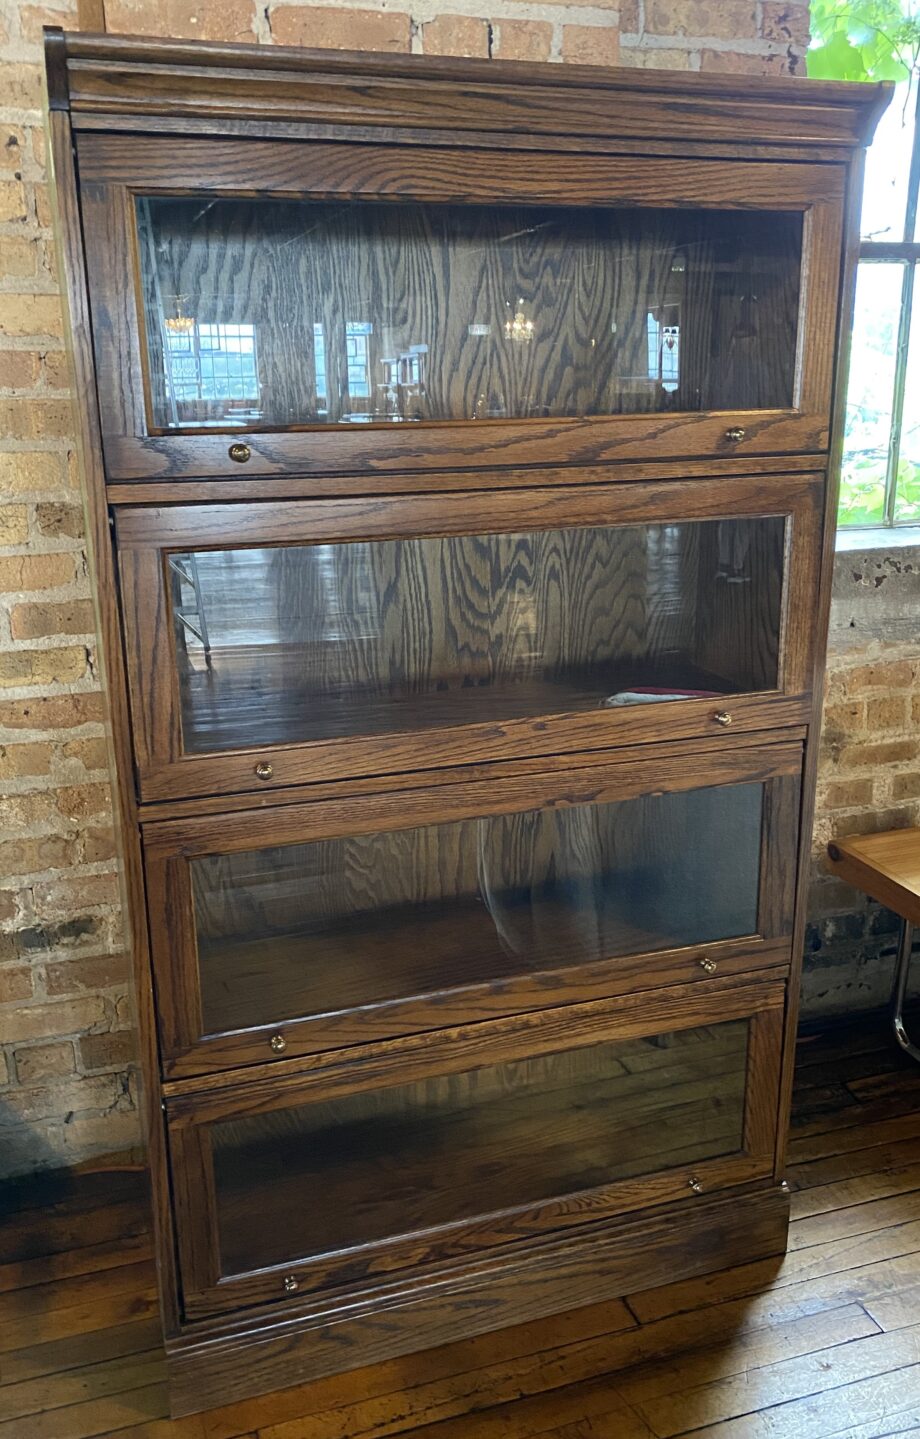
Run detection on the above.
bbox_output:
[228,442,251,463]
[254,761,274,781]
[698,956,718,974]
[283,1274,299,1293]
[688,1176,703,1193]
[780,1179,791,1194]
[724,427,746,442]
[713,711,733,728]
[270,1033,286,1054]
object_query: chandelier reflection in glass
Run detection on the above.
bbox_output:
[504,297,535,344]
[164,295,196,335]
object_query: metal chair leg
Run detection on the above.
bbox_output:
[891,917,920,1063]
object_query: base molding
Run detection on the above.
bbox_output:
[166,1182,790,1416]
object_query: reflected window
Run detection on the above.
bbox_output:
[346,321,372,400]
[165,322,260,417]
[313,323,328,409]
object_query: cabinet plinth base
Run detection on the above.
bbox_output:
[165,1181,790,1417]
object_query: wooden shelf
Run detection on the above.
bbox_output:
[179,656,732,754]
[199,890,723,1035]
[211,1021,747,1274]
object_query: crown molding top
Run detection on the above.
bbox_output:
[44,27,891,154]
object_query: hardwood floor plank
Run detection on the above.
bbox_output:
[0,1319,163,1388]
[676,1358,920,1439]
[0,1198,149,1271]
[861,1283,920,1333]
[630,1323,920,1437]
[0,1349,164,1423]
[200,1300,636,1439]
[788,1110,920,1164]
[823,1403,920,1438]
[627,1219,920,1325]
[789,1135,920,1191]
[0,1263,159,1353]
[789,1164,920,1220]
[0,1231,153,1295]
[789,1191,920,1250]
[611,1303,879,1406]
[0,1380,169,1439]
[272,1374,656,1439]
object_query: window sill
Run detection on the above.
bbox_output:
[836,526,920,553]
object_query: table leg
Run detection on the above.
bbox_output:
[892,917,920,1063]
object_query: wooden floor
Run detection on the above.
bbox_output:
[5,1015,920,1438]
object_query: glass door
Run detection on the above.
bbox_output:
[117,473,820,802]
[167,978,784,1318]
[143,737,800,1076]
[77,134,844,482]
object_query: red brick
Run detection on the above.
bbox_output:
[866,695,907,732]
[422,14,490,56]
[0,966,33,1004]
[9,600,95,641]
[562,23,620,64]
[45,953,130,996]
[104,0,256,41]
[494,19,552,60]
[15,1041,75,1083]
[0,693,104,731]
[79,1031,136,1071]
[270,5,410,49]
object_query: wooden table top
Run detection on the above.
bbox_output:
[827,827,920,926]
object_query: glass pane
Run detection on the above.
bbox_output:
[839,264,903,526]
[192,782,763,1035]
[895,266,920,523]
[210,1019,749,1275]
[861,80,916,242]
[137,197,802,430]
[170,517,786,755]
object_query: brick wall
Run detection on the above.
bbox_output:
[0,0,824,1180]
[805,547,920,1020]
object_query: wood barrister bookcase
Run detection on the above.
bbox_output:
[43,30,889,1416]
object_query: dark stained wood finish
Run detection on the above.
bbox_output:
[42,100,182,1343]
[103,452,827,505]
[78,134,844,482]
[50,32,891,158]
[166,978,784,1318]
[116,476,821,803]
[44,31,885,1418]
[142,740,800,1076]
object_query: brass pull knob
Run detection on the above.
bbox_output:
[270,1033,286,1054]
[254,761,274,781]
[688,1176,703,1194]
[229,442,251,463]
[698,956,717,974]
[713,711,733,728]
[724,427,746,442]
[283,1274,299,1293]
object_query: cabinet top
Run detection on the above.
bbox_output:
[44,28,889,156]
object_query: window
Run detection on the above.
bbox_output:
[840,80,920,526]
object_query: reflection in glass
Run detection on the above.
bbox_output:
[209,1019,749,1275]
[169,517,785,755]
[137,197,802,431]
[191,782,763,1036]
